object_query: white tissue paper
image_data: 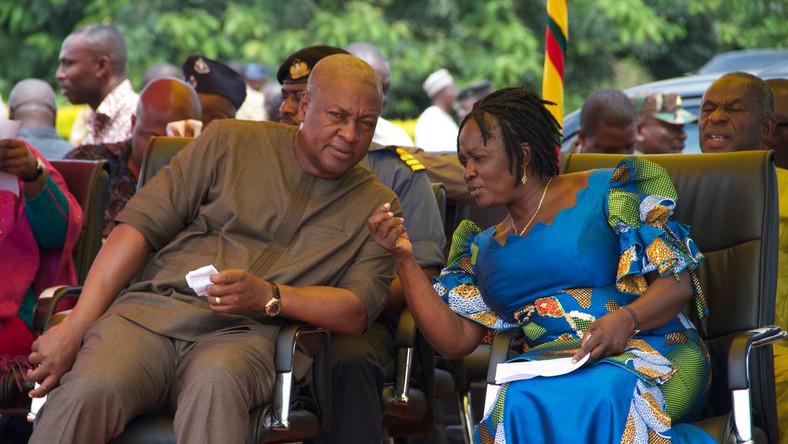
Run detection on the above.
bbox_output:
[185,265,219,298]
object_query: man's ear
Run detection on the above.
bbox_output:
[95,54,111,79]
[762,116,777,148]
[577,129,586,148]
[296,91,310,124]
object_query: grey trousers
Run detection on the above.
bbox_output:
[316,322,395,444]
[29,314,276,444]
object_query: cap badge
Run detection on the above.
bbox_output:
[194,57,210,74]
[289,60,310,80]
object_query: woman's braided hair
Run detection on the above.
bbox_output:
[457,87,562,182]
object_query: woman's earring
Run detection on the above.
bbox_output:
[521,169,527,185]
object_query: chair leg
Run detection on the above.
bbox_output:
[457,391,474,444]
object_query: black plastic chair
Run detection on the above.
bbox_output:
[454,152,787,443]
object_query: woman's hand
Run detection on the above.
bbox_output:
[0,138,36,178]
[572,308,636,364]
[368,202,412,260]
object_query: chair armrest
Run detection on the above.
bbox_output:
[727,325,786,443]
[395,308,418,347]
[486,329,523,384]
[33,286,83,332]
[728,325,786,390]
[269,322,329,431]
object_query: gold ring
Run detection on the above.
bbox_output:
[214,296,221,305]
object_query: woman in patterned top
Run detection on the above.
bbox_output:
[368,87,716,443]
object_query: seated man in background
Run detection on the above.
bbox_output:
[8,79,74,160]
[277,45,348,126]
[631,92,696,154]
[26,54,399,444]
[277,45,445,443]
[699,71,776,153]
[141,62,183,86]
[346,42,414,148]
[455,79,492,121]
[67,78,202,237]
[234,62,268,122]
[182,55,246,127]
[414,68,459,152]
[577,89,638,154]
[57,23,138,147]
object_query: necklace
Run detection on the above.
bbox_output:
[511,176,553,236]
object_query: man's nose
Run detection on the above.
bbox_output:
[338,121,359,144]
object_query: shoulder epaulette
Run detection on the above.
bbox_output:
[394,147,427,172]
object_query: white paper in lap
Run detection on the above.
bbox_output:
[494,353,590,384]
[185,264,219,298]
[27,383,46,423]
[482,353,590,415]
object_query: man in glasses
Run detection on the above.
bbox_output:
[277,45,348,125]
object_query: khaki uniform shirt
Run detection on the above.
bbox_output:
[399,146,472,203]
[111,120,399,342]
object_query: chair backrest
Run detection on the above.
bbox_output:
[50,160,109,283]
[137,137,192,189]
[431,182,447,227]
[562,152,779,440]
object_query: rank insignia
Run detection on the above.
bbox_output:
[194,57,210,74]
[289,60,310,80]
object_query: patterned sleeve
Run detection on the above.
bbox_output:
[433,219,518,330]
[607,157,708,319]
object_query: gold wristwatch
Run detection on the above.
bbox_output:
[264,281,281,317]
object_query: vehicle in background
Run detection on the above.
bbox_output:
[697,49,788,75]
[561,50,788,153]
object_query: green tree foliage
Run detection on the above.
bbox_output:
[1,0,785,118]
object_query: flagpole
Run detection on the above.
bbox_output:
[542,0,568,132]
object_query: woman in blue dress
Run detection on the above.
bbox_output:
[368,87,716,443]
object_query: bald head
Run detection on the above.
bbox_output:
[346,42,391,99]
[137,78,201,120]
[766,78,788,168]
[8,79,57,127]
[307,54,383,105]
[131,78,201,170]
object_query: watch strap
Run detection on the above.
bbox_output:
[21,158,45,183]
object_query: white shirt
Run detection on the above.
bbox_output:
[79,79,138,149]
[414,105,459,152]
[235,86,267,121]
[373,117,413,147]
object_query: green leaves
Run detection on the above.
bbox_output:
[0,0,785,118]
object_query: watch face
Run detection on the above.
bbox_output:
[265,299,281,316]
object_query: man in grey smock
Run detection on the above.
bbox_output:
[26,55,398,444]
